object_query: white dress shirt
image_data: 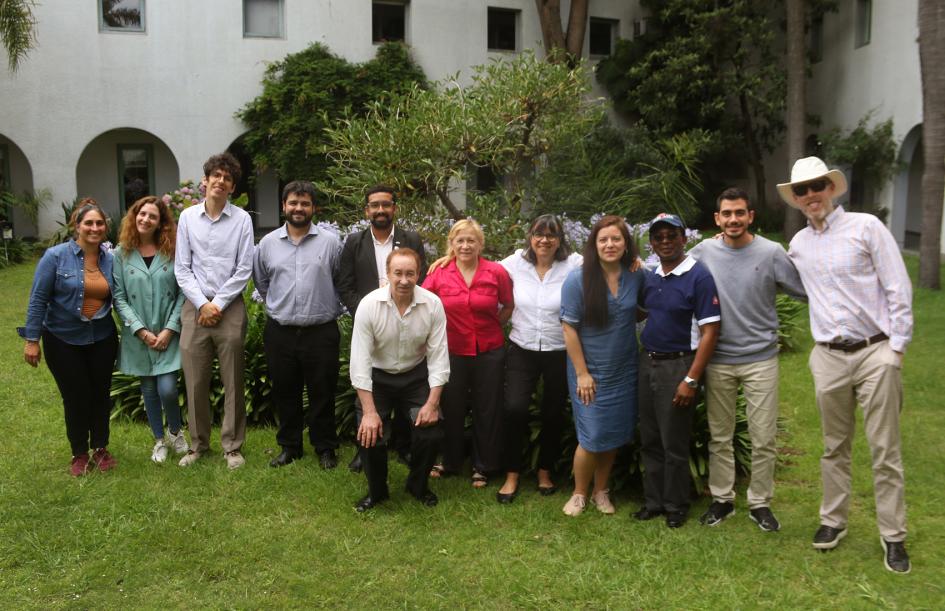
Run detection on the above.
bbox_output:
[350,285,450,392]
[371,226,394,288]
[789,206,913,352]
[500,249,583,352]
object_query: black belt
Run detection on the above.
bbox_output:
[646,350,695,360]
[820,333,888,353]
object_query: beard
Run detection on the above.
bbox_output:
[287,214,312,228]
[370,213,392,229]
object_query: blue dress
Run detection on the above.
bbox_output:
[560,267,642,452]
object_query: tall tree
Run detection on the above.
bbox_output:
[0,0,36,71]
[783,0,807,239]
[919,0,945,289]
[535,0,589,65]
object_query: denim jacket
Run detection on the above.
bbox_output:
[18,239,116,345]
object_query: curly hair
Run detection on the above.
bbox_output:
[202,152,242,184]
[118,196,177,260]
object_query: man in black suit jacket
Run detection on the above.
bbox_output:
[338,185,427,470]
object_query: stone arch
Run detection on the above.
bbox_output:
[0,134,37,237]
[75,128,180,223]
[890,124,923,249]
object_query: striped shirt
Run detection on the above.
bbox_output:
[788,206,913,352]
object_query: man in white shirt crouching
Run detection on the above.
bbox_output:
[349,248,450,512]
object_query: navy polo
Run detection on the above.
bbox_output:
[639,255,721,353]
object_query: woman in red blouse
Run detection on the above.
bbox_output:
[422,219,514,487]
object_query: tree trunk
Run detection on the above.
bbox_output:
[919,0,945,289]
[534,0,566,56]
[783,0,807,240]
[565,0,589,63]
[436,188,464,221]
[738,91,768,211]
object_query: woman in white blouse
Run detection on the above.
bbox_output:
[496,215,583,503]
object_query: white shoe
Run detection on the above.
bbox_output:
[178,450,202,467]
[591,489,616,515]
[151,440,169,464]
[225,451,245,470]
[563,494,587,517]
[167,430,190,455]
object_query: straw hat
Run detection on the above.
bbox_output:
[776,156,848,208]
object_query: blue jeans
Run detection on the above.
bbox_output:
[141,372,182,439]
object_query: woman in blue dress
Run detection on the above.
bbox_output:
[560,215,643,516]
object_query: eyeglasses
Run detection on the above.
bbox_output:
[366,201,395,210]
[532,233,559,242]
[791,179,829,197]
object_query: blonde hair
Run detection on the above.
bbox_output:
[445,219,485,260]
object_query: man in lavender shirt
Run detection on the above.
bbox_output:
[175,152,255,470]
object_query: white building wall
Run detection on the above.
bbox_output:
[0,0,639,237]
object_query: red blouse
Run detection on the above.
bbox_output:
[422,257,513,356]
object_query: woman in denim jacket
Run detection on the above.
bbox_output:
[19,200,119,476]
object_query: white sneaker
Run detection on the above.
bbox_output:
[167,430,189,455]
[563,494,587,517]
[225,451,245,470]
[591,489,616,515]
[151,440,169,464]
[178,450,202,467]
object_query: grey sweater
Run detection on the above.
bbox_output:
[689,235,806,365]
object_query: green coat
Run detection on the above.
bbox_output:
[112,249,185,376]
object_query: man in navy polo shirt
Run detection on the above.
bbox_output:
[635,213,720,528]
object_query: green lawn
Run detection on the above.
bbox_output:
[1,257,943,609]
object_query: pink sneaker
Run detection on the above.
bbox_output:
[70,453,90,477]
[91,448,117,472]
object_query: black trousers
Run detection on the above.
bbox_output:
[263,319,340,453]
[42,328,118,456]
[502,344,566,473]
[441,347,505,473]
[638,353,696,514]
[356,361,443,498]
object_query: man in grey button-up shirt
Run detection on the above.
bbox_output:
[253,180,343,470]
[175,152,254,470]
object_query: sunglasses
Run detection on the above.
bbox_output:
[791,179,830,197]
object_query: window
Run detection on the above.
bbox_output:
[244,0,284,38]
[855,0,871,48]
[373,2,407,43]
[809,16,824,63]
[633,18,647,38]
[589,18,618,57]
[487,7,518,52]
[99,0,145,32]
[117,145,154,212]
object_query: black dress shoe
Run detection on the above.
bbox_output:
[348,453,363,473]
[410,490,439,507]
[633,507,665,521]
[496,488,519,504]
[318,450,338,470]
[269,449,300,467]
[538,484,557,497]
[354,493,389,512]
[666,511,687,528]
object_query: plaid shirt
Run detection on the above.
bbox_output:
[789,206,913,352]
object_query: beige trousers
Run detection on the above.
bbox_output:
[809,341,906,541]
[180,298,247,454]
[705,356,780,509]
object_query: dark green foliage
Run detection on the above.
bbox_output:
[237,42,427,186]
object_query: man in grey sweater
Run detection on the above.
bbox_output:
[689,187,806,532]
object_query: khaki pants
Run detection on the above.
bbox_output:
[180,299,247,454]
[809,341,906,542]
[705,355,779,509]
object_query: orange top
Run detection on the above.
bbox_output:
[81,268,110,319]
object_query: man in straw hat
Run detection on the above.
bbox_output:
[780,156,913,573]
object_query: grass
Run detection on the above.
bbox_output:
[1,256,943,609]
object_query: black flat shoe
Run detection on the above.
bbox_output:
[666,511,687,528]
[538,484,557,496]
[354,493,389,513]
[496,488,519,504]
[410,490,439,507]
[269,449,300,467]
[633,507,665,521]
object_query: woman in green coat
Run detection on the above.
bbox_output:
[113,196,187,463]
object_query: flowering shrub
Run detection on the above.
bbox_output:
[161,180,249,220]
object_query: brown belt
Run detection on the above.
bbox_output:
[820,332,888,353]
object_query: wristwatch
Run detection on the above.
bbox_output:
[683,375,699,389]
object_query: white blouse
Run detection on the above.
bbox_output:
[500,249,583,352]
